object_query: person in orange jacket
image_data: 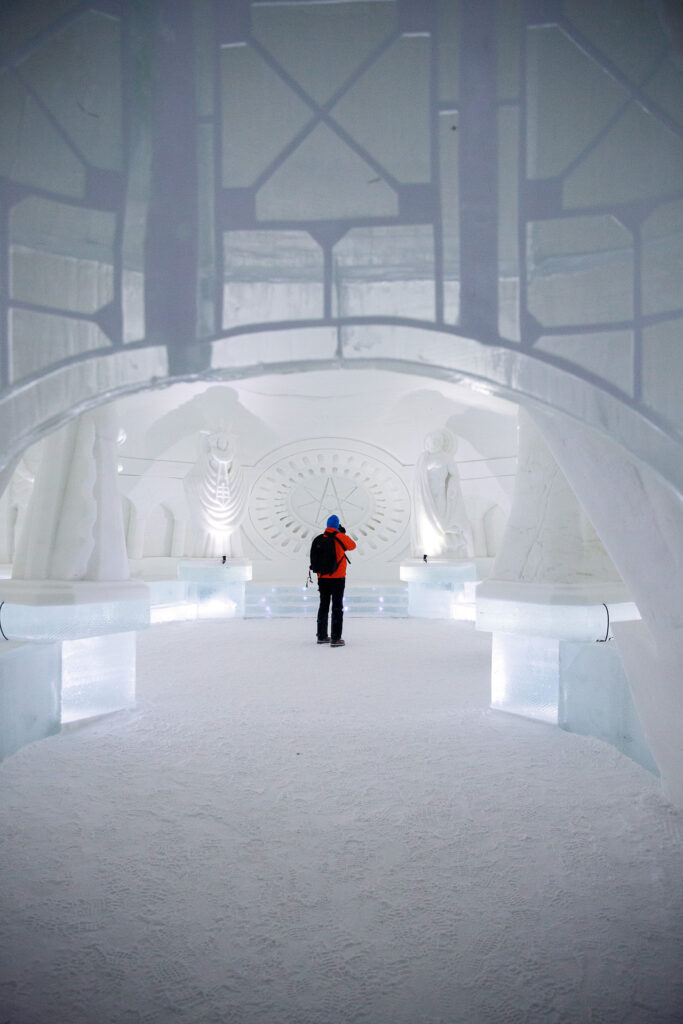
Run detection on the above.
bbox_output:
[316,514,356,647]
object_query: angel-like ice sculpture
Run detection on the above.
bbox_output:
[184,430,247,556]
[411,428,474,559]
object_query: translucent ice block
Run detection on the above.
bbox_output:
[176,560,252,583]
[406,582,476,620]
[0,580,150,641]
[491,632,559,724]
[491,631,658,773]
[176,560,252,619]
[400,560,477,620]
[193,581,243,619]
[476,580,640,641]
[1,598,150,642]
[400,560,477,586]
[147,580,197,624]
[61,632,136,724]
[558,641,659,774]
[0,641,61,761]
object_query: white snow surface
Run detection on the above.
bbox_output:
[1,618,682,1024]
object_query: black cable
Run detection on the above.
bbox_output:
[0,601,7,641]
[597,602,610,643]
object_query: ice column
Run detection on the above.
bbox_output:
[532,409,683,805]
[476,410,650,771]
[0,405,148,732]
[486,410,620,586]
[13,404,129,581]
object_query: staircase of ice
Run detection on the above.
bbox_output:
[245,583,409,618]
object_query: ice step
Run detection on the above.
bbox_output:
[245,584,409,618]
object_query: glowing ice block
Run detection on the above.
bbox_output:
[558,641,659,774]
[176,560,252,619]
[400,560,476,620]
[176,560,252,583]
[491,631,658,773]
[491,632,559,724]
[0,580,150,641]
[147,580,188,605]
[476,580,640,641]
[0,641,61,761]
[147,580,196,624]
[61,632,136,724]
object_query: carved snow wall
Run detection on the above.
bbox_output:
[243,439,411,569]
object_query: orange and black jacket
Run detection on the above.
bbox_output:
[318,527,357,579]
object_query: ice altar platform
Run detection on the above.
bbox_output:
[246,583,409,619]
[475,579,640,642]
[475,579,655,773]
[0,579,150,641]
[148,559,253,623]
[0,578,150,754]
[400,559,478,620]
[0,562,657,778]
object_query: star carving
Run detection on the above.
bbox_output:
[293,475,366,525]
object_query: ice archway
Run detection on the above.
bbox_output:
[1,0,681,484]
[0,1,681,796]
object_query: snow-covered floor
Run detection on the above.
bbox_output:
[1,618,682,1024]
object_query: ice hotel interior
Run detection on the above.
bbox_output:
[0,1,682,1021]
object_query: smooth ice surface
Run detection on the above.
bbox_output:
[406,580,477,621]
[491,632,560,725]
[61,631,136,724]
[0,641,60,761]
[1,618,682,1024]
[173,563,252,620]
[176,560,252,583]
[400,560,477,585]
[401,560,478,620]
[0,597,149,642]
[490,630,658,777]
[476,580,640,642]
[558,639,659,776]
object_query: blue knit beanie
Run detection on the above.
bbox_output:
[326,514,340,529]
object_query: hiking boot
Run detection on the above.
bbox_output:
[317,636,330,644]
[330,638,345,647]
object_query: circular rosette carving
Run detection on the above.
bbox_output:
[250,444,410,560]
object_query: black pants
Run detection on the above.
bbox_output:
[317,578,346,641]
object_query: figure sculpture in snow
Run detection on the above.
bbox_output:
[412,429,474,559]
[184,430,247,556]
[7,456,36,562]
[12,404,129,581]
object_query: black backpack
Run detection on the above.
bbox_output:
[309,532,347,575]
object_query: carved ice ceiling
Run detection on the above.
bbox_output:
[0,0,681,493]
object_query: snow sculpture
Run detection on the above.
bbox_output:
[7,457,36,562]
[184,430,247,557]
[531,408,683,807]
[412,429,474,559]
[12,404,129,581]
[476,411,646,766]
[491,410,620,584]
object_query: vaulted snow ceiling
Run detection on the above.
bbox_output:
[0,0,681,493]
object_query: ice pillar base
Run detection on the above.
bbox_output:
[478,581,655,773]
[490,632,658,774]
[400,560,477,620]
[0,580,150,641]
[176,559,252,619]
[61,631,136,724]
[0,642,61,762]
